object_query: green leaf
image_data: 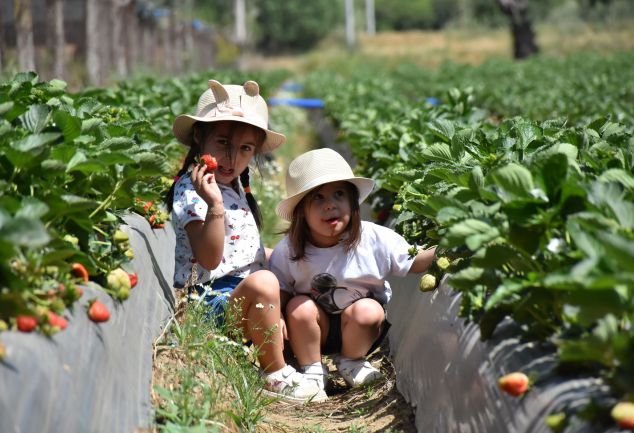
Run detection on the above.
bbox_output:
[441,219,500,250]
[12,132,61,152]
[53,110,82,143]
[429,119,455,143]
[515,121,541,149]
[16,197,49,219]
[421,143,453,163]
[0,217,50,247]
[599,169,634,191]
[19,104,51,133]
[488,163,535,199]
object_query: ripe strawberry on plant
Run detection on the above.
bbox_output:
[47,312,68,330]
[71,263,89,282]
[498,372,530,397]
[612,402,634,430]
[16,315,38,332]
[128,272,138,288]
[199,154,218,171]
[88,300,110,323]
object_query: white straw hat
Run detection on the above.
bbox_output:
[172,79,286,152]
[276,148,375,221]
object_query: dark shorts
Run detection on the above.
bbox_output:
[189,275,243,326]
[322,303,391,356]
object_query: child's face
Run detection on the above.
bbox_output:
[201,121,258,185]
[303,181,352,248]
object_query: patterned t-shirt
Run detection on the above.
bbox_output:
[171,173,266,288]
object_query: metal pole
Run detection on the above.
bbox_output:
[345,0,355,49]
[234,0,246,44]
[365,0,375,36]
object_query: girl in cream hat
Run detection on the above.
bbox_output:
[269,148,436,393]
[165,79,325,403]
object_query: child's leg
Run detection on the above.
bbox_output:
[229,270,285,373]
[285,295,329,366]
[340,298,384,359]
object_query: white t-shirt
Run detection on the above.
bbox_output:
[171,173,266,288]
[269,221,414,305]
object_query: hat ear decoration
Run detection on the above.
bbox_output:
[243,81,260,97]
[208,80,229,104]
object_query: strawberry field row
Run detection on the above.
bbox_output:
[305,51,634,431]
[0,70,287,339]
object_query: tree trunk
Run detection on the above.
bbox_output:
[0,0,4,70]
[495,0,539,59]
[46,0,65,79]
[15,0,36,71]
[86,0,100,84]
[111,0,127,77]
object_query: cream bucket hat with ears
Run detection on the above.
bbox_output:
[172,79,286,152]
[276,148,375,221]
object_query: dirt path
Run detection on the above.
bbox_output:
[261,341,417,433]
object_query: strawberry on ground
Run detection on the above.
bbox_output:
[498,372,530,397]
[88,300,110,323]
[16,316,38,332]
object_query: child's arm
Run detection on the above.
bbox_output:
[185,164,226,270]
[408,246,437,273]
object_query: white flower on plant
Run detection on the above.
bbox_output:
[530,188,549,201]
[547,238,566,253]
[255,303,264,309]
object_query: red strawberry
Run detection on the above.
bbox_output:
[16,315,38,332]
[498,372,530,397]
[71,263,89,282]
[88,300,110,323]
[47,312,68,330]
[128,272,138,288]
[612,402,634,429]
[200,154,218,170]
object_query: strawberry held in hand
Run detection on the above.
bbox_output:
[498,372,530,397]
[200,154,218,171]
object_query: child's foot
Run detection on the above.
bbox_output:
[263,365,328,403]
[335,356,382,387]
[300,362,329,393]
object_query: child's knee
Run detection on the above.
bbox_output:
[343,299,384,326]
[286,296,318,323]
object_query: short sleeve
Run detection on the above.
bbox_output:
[172,175,207,228]
[374,224,414,277]
[269,238,295,294]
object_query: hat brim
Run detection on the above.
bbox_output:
[276,174,375,221]
[173,113,286,153]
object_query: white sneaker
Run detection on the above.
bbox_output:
[335,356,382,387]
[301,363,329,392]
[263,365,328,403]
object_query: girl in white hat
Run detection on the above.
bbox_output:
[165,79,325,403]
[270,148,436,392]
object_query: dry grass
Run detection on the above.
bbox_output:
[242,23,634,74]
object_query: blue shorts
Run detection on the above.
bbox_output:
[189,275,243,326]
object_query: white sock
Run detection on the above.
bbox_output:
[265,364,290,379]
[301,361,324,375]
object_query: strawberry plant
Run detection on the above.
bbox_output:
[305,51,634,428]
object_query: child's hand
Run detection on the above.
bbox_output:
[191,162,223,209]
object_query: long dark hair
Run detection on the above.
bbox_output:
[286,182,362,261]
[164,121,266,229]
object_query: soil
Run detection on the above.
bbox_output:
[260,342,417,433]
